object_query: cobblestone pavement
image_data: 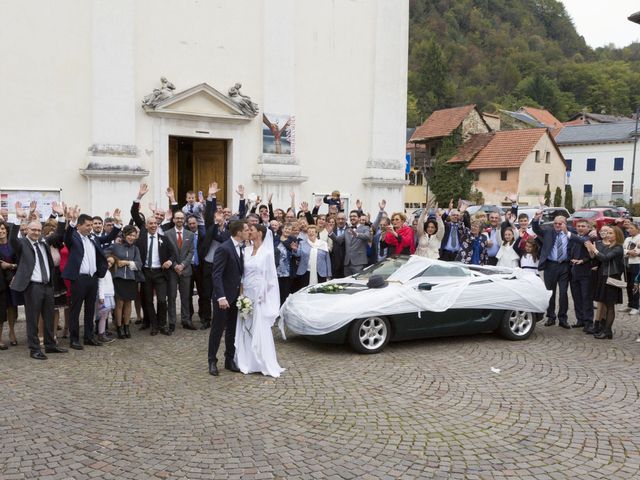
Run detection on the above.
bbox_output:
[2,308,640,480]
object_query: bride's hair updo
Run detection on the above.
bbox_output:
[253,223,267,240]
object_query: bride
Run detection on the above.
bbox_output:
[235,223,285,378]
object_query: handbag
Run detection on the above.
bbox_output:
[605,260,625,289]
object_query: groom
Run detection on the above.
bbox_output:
[208,220,249,376]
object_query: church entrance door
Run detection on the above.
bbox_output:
[169,136,227,207]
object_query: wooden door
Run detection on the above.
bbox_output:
[168,136,179,200]
[193,139,227,206]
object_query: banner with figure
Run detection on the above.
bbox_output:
[263,113,295,155]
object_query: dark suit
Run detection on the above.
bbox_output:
[9,222,64,352]
[208,237,243,365]
[136,229,176,332]
[63,223,119,344]
[439,211,471,261]
[199,198,231,325]
[532,220,572,324]
[569,238,594,326]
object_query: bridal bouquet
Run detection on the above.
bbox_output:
[236,295,253,319]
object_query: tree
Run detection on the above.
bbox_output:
[544,184,551,206]
[429,139,474,203]
[564,184,574,213]
[553,186,562,207]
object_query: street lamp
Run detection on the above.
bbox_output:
[629,12,640,207]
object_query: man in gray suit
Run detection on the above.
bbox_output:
[165,211,196,332]
[330,209,371,276]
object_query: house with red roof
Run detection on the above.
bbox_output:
[449,128,566,206]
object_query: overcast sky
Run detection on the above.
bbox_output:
[560,0,640,48]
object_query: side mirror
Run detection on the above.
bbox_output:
[418,283,433,291]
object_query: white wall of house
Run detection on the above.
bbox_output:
[1,0,409,216]
[559,142,635,207]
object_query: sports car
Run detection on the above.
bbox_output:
[279,256,551,354]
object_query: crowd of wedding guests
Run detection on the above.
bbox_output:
[0,184,637,360]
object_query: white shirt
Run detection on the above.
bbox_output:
[30,240,51,283]
[147,234,162,268]
[79,233,97,276]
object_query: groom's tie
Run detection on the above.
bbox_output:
[239,244,245,274]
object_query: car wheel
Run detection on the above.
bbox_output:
[499,310,535,341]
[348,316,390,354]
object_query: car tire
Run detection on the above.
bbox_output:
[348,316,391,354]
[498,310,535,341]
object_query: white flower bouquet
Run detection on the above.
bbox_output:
[309,284,346,294]
[236,295,253,318]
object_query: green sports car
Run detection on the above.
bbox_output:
[279,256,550,354]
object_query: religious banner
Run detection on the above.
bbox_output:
[262,113,295,155]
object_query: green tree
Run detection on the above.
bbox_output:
[564,184,574,213]
[553,186,562,207]
[406,93,422,127]
[429,139,474,203]
[544,184,551,206]
[408,38,454,117]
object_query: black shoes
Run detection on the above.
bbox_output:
[124,324,131,338]
[594,331,613,339]
[134,319,142,325]
[544,319,555,326]
[117,326,125,339]
[209,362,219,376]
[182,322,197,330]
[225,359,240,373]
[150,328,159,336]
[70,342,84,350]
[97,334,115,345]
[161,327,172,336]
[558,322,570,329]
[84,337,103,347]
[200,321,211,330]
[30,351,47,360]
[139,324,150,331]
[45,346,68,354]
[571,323,584,328]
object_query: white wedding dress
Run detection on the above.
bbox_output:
[235,230,285,378]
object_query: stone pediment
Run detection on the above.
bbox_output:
[143,83,254,122]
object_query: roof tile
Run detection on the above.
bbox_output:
[467,128,547,170]
[409,104,476,142]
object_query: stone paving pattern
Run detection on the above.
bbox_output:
[2,309,640,479]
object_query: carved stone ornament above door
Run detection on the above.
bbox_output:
[142,79,259,123]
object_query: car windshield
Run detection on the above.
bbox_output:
[354,256,410,280]
[573,211,598,219]
[413,263,473,279]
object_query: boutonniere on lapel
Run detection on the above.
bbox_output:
[158,238,164,246]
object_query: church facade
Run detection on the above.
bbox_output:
[2,0,409,216]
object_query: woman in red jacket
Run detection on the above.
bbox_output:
[384,212,416,256]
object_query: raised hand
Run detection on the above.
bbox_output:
[315,196,322,208]
[112,208,122,224]
[448,198,454,210]
[355,199,362,210]
[268,193,274,204]
[379,199,387,211]
[29,200,37,214]
[15,201,26,219]
[236,184,245,198]
[148,202,157,213]
[538,196,545,207]
[256,195,262,205]
[508,192,518,203]
[164,209,173,221]
[214,211,225,225]
[198,191,205,203]
[459,202,468,213]
[534,210,542,221]
[105,211,111,219]
[300,201,309,212]
[208,182,219,197]
[138,183,149,199]
[165,187,176,203]
[51,201,64,217]
[290,191,295,200]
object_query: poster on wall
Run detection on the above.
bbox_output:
[0,188,62,223]
[263,113,295,155]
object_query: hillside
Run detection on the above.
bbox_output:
[408,0,640,125]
